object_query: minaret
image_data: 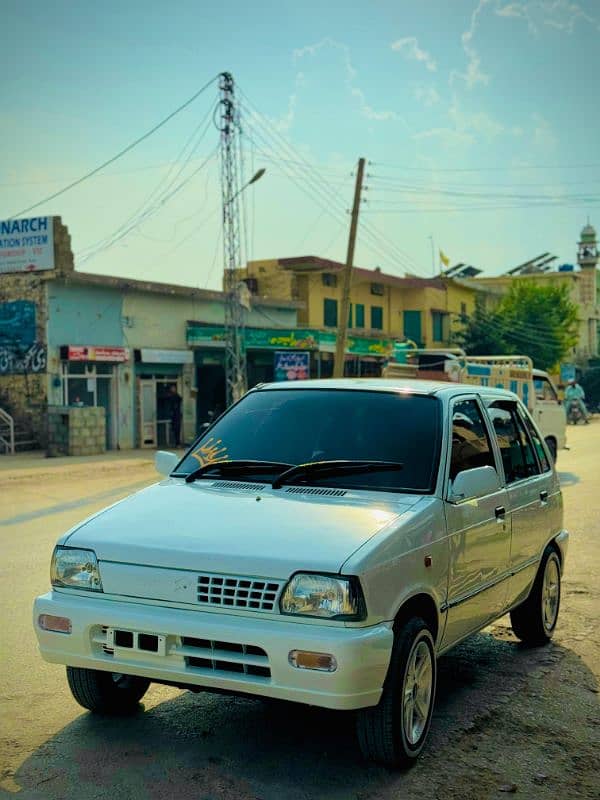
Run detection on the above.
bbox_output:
[577,221,599,357]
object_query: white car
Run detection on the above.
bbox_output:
[33,379,567,768]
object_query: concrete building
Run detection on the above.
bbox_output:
[470,223,599,365]
[0,217,298,452]
[237,256,477,376]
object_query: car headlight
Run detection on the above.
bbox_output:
[280,573,365,620]
[51,546,103,592]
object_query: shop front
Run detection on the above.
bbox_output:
[187,324,394,427]
[134,348,194,448]
[59,345,129,450]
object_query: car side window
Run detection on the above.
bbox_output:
[518,406,551,472]
[449,399,496,480]
[486,401,540,483]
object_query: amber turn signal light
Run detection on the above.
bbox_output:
[38,614,72,634]
[288,650,337,672]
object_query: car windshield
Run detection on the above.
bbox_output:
[176,388,441,493]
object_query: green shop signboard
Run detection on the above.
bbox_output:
[187,324,392,356]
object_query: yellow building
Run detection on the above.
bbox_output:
[241,256,476,356]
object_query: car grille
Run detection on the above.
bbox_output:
[94,627,272,680]
[181,637,271,678]
[197,574,283,611]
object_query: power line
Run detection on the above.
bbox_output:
[363,201,600,214]
[366,182,600,203]
[77,147,218,266]
[239,91,428,276]
[7,74,219,219]
[77,101,218,262]
[371,160,600,173]
[367,173,600,190]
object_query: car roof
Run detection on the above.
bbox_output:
[253,378,519,400]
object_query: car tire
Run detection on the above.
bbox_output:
[356,617,436,768]
[510,547,561,646]
[544,437,557,464]
[66,667,150,713]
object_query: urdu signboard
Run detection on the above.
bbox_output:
[0,217,54,274]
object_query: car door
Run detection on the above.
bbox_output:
[484,399,555,610]
[441,396,511,649]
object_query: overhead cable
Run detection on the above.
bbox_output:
[8,74,219,219]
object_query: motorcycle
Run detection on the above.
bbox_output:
[566,399,584,425]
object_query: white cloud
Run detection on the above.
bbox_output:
[495,0,600,34]
[414,86,441,107]
[496,2,526,16]
[293,37,399,123]
[391,37,437,72]
[451,0,492,88]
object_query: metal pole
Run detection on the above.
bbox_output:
[219,72,246,407]
[333,157,366,379]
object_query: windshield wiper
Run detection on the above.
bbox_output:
[271,460,404,489]
[185,460,293,484]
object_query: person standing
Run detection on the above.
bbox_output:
[168,385,183,445]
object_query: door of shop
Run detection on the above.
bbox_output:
[138,377,181,448]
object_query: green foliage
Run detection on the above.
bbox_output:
[458,283,579,371]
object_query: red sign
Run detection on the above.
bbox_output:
[67,346,130,362]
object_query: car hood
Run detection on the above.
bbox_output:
[65,478,422,578]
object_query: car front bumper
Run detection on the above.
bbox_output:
[33,591,394,711]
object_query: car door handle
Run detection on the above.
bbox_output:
[540,490,548,503]
[495,506,506,520]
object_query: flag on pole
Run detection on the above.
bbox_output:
[439,249,450,267]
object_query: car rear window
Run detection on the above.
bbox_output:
[178,389,442,493]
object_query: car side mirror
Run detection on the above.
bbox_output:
[449,465,501,503]
[155,450,179,476]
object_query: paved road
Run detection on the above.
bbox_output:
[1,431,598,799]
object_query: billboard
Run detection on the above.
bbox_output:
[0,217,54,274]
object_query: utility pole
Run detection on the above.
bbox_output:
[219,72,246,407]
[333,157,366,379]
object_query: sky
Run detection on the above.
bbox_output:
[1,0,599,289]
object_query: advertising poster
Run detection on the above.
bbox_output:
[274,351,310,381]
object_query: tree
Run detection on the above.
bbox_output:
[458,283,579,371]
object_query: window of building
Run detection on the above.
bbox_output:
[324,298,338,327]
[371,306,383,330]
[460,302,467,316]
[431,311,449,343]
[371,282,384,296]
[355,304,365,328]
[450,399,496,480]
[403,310,422,344]
[322,273,338,287]
[486,401,540,483]
[348,303,353,328]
